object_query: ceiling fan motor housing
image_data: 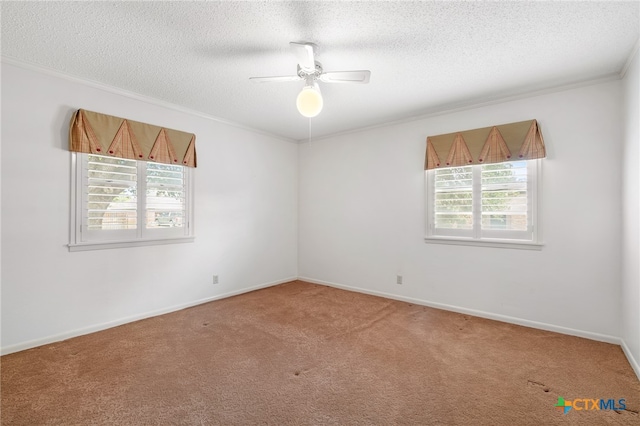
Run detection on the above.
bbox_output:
[297,62,323,80]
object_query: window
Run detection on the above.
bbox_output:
[70,153,194,251]
[426,160,541,248]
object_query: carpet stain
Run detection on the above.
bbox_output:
[526,379,550,392]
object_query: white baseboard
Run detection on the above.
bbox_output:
[6,275,639,382]
[620,339,640,380]
[1,277,296,356]
[302,277,640,381]
[299,276,622,345]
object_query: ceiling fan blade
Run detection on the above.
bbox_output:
[249,75,302,83]
[319,70,371,84]
[290,42,316,73]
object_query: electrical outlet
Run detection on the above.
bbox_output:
[396,275,403,285]
[212,275,219,285]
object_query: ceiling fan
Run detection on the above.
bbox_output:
[250,42,371,118]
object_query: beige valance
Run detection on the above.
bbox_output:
[69,109,197,167]
[425,119,545,170]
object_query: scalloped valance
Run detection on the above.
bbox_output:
[425,119,545,170]
[69,109,197,167]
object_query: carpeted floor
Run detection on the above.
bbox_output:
[1,280,639,425]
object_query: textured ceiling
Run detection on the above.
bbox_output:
[2,1,639,141]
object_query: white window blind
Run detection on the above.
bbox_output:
[145,162,186,230]
[71,153,194,250]
[86,155,138,231]
[480,161,528,232]
[427,160,540,246]
[434,166,473,231]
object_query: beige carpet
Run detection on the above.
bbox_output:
[1,280,639,425]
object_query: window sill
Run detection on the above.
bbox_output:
[424,236,543,251]
[68,236,195,252]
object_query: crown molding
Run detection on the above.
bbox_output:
[300,72,622,143]
[2,55,626,146]
[0,56,297,144]
[620,37,640,79]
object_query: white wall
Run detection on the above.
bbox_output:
[299,80,623,341]
[2,57,634,369]
[0,62,298,353]
[622,46,640,376]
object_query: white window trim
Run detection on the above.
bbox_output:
[69,153,195,251]
[425,159,543,250]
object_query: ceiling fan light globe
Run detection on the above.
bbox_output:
[296,86,323,118]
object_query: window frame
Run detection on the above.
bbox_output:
[69,152,195,251]
[425,159,542,250]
